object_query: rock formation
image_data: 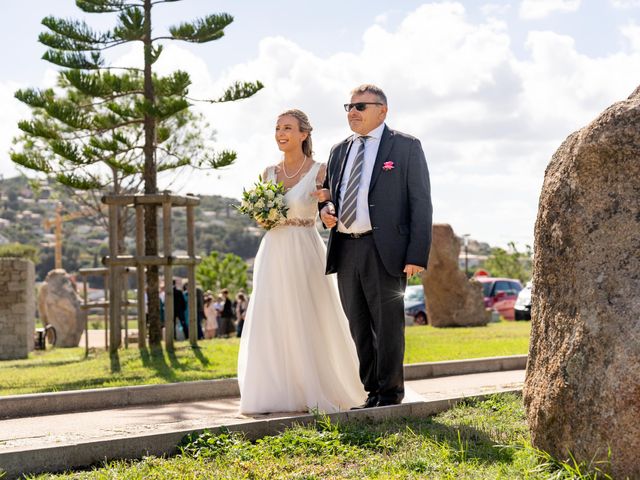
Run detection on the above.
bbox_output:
[422,224,489,327]
[524,86,640,478]
[38,269,86,347]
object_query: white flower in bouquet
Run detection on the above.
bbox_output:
[267,208,280,222]
[236,176,288,230]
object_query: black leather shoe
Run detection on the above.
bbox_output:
[375,398,402,407]
[351,395,378,410]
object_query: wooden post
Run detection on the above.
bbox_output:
[108,203,121,354]
[104,270,109,349]
[187,203,197,347]
[54,203,63,270]
[135,205,146,348]
[82,274,88,358]
[162,197,174,351]
[123,270,129,349]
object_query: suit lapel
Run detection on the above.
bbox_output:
[369,125,393,192]
[331,138,355,206]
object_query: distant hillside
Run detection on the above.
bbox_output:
[0,175,493,282]
[0,176,261,281]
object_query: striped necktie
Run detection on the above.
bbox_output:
[340,136,368,229]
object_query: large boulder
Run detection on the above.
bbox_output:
[38,269,86,347]
[422,224,489,327]
[524,86,640,478]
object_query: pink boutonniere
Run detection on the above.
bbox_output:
[382,161,395,171]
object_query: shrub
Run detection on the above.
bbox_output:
[0,243,39,263]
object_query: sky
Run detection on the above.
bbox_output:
[1,0,639,248]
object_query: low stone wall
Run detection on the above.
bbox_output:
[0,258,35,360]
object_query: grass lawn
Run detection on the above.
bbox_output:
[28,393,609,479]
[0,321,530,396]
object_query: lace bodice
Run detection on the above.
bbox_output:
[266,162,321,226]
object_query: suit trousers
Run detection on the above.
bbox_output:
[336,235,406,403]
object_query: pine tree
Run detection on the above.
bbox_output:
[12,0,263,348]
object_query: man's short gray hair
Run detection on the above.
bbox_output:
[350,84,388,105]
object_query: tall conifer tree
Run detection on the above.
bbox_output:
[12,0,263,348]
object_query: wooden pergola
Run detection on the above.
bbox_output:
[102,192,201,353]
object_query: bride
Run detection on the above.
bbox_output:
[237,109,365,414]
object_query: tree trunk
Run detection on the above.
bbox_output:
[143,0,161,348]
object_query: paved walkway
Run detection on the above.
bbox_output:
[0,370,524,453]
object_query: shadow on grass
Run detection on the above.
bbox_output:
[192,345,210,366]
[331,416,516,467]
[4,357,90,369]
[182,398,523,477]
[24,377,132,394]
[139,346,178,383]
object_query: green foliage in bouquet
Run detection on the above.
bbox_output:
[236,176,288,230]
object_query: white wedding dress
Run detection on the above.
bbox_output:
[238,162,365,414]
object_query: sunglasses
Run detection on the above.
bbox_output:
[343,102,383,112]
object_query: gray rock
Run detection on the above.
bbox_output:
[422,224,489,327]
[524,86,640,478]
[38,269,86,348]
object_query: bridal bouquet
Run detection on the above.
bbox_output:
[236,177,288,230]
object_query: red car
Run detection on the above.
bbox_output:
[474,275,523,320]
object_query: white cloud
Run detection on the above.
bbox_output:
[519,0,581,19]
[621,21,640,50]
[374,13,389,25]
[192,2,640,248]
[611,0,640,7]
[2,1,640,248]
[481,3,512,17]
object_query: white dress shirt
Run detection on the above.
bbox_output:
[337,122,385,234]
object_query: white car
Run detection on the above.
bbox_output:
[514,281,532,320]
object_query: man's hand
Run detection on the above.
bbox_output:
[320,203,337,228]
[404,264,425,277]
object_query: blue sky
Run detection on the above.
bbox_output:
[1,0,639,248]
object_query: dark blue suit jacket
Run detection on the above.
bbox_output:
[323,125,433,276]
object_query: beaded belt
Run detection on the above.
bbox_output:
[279,218,315,227]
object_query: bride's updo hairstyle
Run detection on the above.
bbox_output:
[278,109,313,158]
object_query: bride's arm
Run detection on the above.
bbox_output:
[311,163,331,202]
[315,163,337,228]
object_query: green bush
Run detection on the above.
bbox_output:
[0,243,39,263]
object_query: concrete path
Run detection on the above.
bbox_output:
[0,358,526,479]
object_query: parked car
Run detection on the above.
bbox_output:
[514,281,532,320]
[474,276,523,320]
[404,285,427,325]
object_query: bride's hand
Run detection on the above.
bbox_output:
[311,188,331,202]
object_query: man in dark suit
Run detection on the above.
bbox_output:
[320,84,432,408]
[173,279,188,340]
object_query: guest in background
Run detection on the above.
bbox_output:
[214,294,224,337]
[196,284,205,340]
[183,282,205,340]
[219,288,234,338]
[203,292,217,339]
[173,279,188,339]
[235,292,248,338]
